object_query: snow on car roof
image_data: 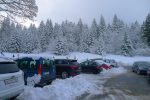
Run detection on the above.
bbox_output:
[18,54,54,60]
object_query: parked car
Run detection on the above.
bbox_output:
[0,57,24,99]
[80,60,104,74]
[132,61,150,75]
[89,58,113,69]
[54,59,81,79]
[103,59,118,67]
[90,59,111,70]
[15,57,56,87]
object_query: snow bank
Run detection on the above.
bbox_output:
[17,74,100,100]
[27,74,41,87]
[100,67,128,78]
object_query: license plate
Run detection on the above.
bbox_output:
[4,77,18,85]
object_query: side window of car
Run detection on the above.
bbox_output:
[81,62,88,66]
[30,61,36,69]
[92,62,97,65]
[20,61,29,69]
[43,60,49,68]
[85,62,88,66]
[88,61,93,66]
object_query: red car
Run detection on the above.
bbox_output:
[101,64,111,70]
[93,60,111,70]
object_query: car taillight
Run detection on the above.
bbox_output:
[148,70,150,73]
[38,64,42,76]
[70,66,78,69]
[96,66,101,69]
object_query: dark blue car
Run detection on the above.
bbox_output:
[15,57,56,87]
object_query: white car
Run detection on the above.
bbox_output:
[0,57,25,99]
[103,59,118,67]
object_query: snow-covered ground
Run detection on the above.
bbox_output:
[17,67,127,100]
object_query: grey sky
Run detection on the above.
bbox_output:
[35,0,150,25]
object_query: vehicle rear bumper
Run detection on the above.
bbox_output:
[0,84,24,99]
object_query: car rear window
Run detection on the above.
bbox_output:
[0,62,19,74]
[43,60,54,68]
[69,60,79,65]
[55,60,69,64]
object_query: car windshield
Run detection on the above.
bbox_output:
[0,62,19,74]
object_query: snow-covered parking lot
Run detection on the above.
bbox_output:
[1,52,150,100]
[17,67,127,100]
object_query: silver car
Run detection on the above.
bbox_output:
[0,58,24,99]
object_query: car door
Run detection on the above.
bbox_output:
[88,61,96,71]
[55,60,68,75]
[42,59,56,79]
[80,61,90,72]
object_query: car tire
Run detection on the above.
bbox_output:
[61,71,69,79]
[132,68,134,72]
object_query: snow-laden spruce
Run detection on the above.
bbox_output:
[0,14,148,56]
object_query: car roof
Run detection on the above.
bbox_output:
[15,55,54,61]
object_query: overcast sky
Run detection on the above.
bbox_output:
[31,0,150,26]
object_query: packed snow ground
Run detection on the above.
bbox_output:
[17,67,127,100]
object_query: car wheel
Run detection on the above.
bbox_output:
[132,68,134,72]
[61,71,69,79]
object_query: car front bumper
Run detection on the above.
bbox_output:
[0,84,24,99]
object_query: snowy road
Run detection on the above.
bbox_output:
[77,71,150,100]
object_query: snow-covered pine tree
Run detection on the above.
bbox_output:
[141,13,150,46]
[74,19,84,51]
[98,15,106,38]
[38,21,47,52]
[45,19,53,45]
[54,38,68,55]
[91,19,99,40]
[0,17,11,42]
[121,33,134,56]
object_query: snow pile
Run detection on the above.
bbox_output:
[100,67,127,78]
[17,74,100,100]
[27,74,41,87]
